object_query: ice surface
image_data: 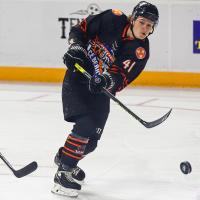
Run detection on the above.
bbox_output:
[0,83,200,200]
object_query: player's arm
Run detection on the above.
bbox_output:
[64,10,127,71]
[68,9,126,45]
[109,56,148,92]
[89,54,148,94]
[63,12,107,71]
[96,40,150,94]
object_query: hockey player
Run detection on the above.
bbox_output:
[52,1,159,197]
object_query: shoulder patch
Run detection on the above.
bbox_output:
[112,9,123,16]
[135,47,146,59]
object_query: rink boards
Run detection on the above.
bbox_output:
[0,66,199,87]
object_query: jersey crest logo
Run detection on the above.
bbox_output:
[112,9,122,16]
[135,47,146,59]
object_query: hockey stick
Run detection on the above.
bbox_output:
[74,63,172,128]
[0,152,38,178]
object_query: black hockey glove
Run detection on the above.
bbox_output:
[63,44,88,71]
[89,72,114,94]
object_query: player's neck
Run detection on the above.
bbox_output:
[127,27,135,39]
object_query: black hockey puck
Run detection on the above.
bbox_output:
[180,161,192,174]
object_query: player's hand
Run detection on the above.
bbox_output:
[63,44,88,71]
[89,73,114,93]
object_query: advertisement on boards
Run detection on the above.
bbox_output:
[193,20,200,54]
[58,3,102,39]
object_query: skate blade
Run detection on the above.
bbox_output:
[51,183,79,197]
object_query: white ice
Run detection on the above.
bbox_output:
[0,82,200,200]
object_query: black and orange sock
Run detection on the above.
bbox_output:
[61,133,89,167]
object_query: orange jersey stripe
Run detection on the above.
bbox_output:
[122,24,129,38]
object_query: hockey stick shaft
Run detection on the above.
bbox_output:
[74,63,172,128]
[0,152,38,178]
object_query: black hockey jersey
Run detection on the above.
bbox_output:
[69,9,149,93]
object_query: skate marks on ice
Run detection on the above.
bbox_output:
[1,84,200,200]
[50,178,197,200]
[51,190,125,200]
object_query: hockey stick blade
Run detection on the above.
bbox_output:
[139,108,172,128]
[13,161,38,178]
[0,152,38,178]
[74,63,172,128]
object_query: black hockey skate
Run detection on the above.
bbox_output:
[54,147,85,183]
[51,164,81,197]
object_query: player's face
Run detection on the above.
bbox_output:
[132,16,154,39]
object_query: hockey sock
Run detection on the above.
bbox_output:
[61,133,89,167]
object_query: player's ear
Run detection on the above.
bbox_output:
[149,27,154,34]
[131,19,135,26]
[129,16,134,25]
